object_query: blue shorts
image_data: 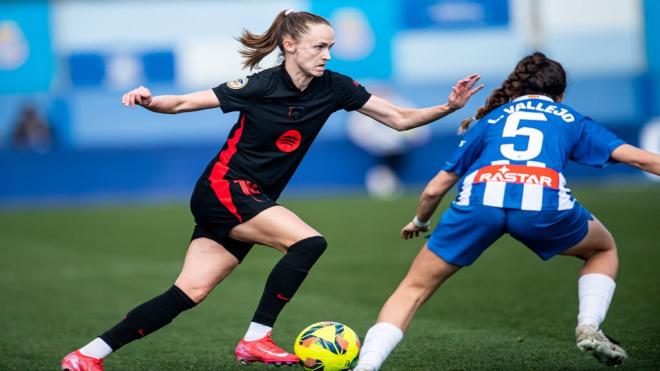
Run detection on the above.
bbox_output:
[427,202,593,266]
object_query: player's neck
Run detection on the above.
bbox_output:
[284,61,313,92]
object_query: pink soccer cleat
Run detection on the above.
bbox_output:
[235,331,300,366]
[61,350,104,371]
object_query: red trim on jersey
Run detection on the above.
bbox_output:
[474,164,559,189]
[209,115,246,222]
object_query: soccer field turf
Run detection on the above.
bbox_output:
[1,186,658,370]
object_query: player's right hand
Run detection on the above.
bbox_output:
[122,86,152,107]
[401,222,429,240]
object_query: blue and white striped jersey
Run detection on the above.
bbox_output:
[443,95,625,211]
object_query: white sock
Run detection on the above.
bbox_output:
[79,337,113,359]
[356,322,404,370]
[577,273,616,328]
[244,322,273,341]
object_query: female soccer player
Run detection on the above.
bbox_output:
[355,52,660,370]
[60,9,483,371]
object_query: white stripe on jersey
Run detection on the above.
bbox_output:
[558,173,574,210]
[482,160,509,208]
[456,170,477,206]
[521,161,545,211]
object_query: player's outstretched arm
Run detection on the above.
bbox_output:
[611,144,660,176]
[358,74,483,131]
[401,171,460,240]
[121,86,219,114]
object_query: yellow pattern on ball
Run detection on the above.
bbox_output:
[293,321,361,371]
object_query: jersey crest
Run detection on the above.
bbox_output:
[227,77,249,89]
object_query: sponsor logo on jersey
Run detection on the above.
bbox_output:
[276,129,302,153]
[227,77,248,89]
[474,164,559,189]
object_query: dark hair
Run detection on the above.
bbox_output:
[459,52,566,133]
[237,10,331,70]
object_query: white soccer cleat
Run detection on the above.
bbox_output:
[576,324,628,366]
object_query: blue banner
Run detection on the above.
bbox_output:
[311,0,396,80]
[644,0,660,116]
[402,0,509,30]
[0,1,54,94]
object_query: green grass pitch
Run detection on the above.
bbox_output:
[0,185,658,370]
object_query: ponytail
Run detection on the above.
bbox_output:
[459,52,566,133]
[237,10,331,70]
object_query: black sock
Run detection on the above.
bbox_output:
[252,236,327,326]
[100,285,196,351]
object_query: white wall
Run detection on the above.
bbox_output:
[51,0,307,87]
[393,0,644,82]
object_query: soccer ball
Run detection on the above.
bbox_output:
[294,321,360,371]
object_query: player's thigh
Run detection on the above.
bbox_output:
[402,244,462,294]
[228,205,321,252]
[174,237,240,302]
[560,216,616,259]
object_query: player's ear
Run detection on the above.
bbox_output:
[282,37,296,54]
[557,93,565,103]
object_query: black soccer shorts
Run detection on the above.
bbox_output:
[189,177,277,262]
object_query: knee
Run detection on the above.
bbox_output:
[603,232,617,252]
[284,236,328,270]
[173,281,213,304]
[592,230,617,257]
[289,235,327,254]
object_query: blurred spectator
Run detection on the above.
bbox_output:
[347,84,430,198]
[11,104,53,152]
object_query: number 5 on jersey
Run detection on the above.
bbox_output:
[500,111,547,161]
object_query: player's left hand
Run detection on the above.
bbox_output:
[401,222,429,240]
[447,73,484,110]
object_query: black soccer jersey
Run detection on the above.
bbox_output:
[202,64,371,200]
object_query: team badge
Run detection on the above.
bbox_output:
[227,77,248,89]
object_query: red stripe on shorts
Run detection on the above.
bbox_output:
[208,115,245,222]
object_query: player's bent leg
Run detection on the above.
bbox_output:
[233,237,325,365]
[377,244,461,330]
[356,245,461,371]
[101,238,237,350]
[229,206,326,365]
[561,218,627,366]
[229,205,322,251]
[174,237,240,303]
[62,238,239,370]
[561,217,618,279]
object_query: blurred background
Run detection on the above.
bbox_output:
[1,0,659,204]
[2,2,660,369]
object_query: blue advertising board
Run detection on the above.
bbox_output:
[311,0,396,80]
[402,0,509,30]
[0,1,54,94]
